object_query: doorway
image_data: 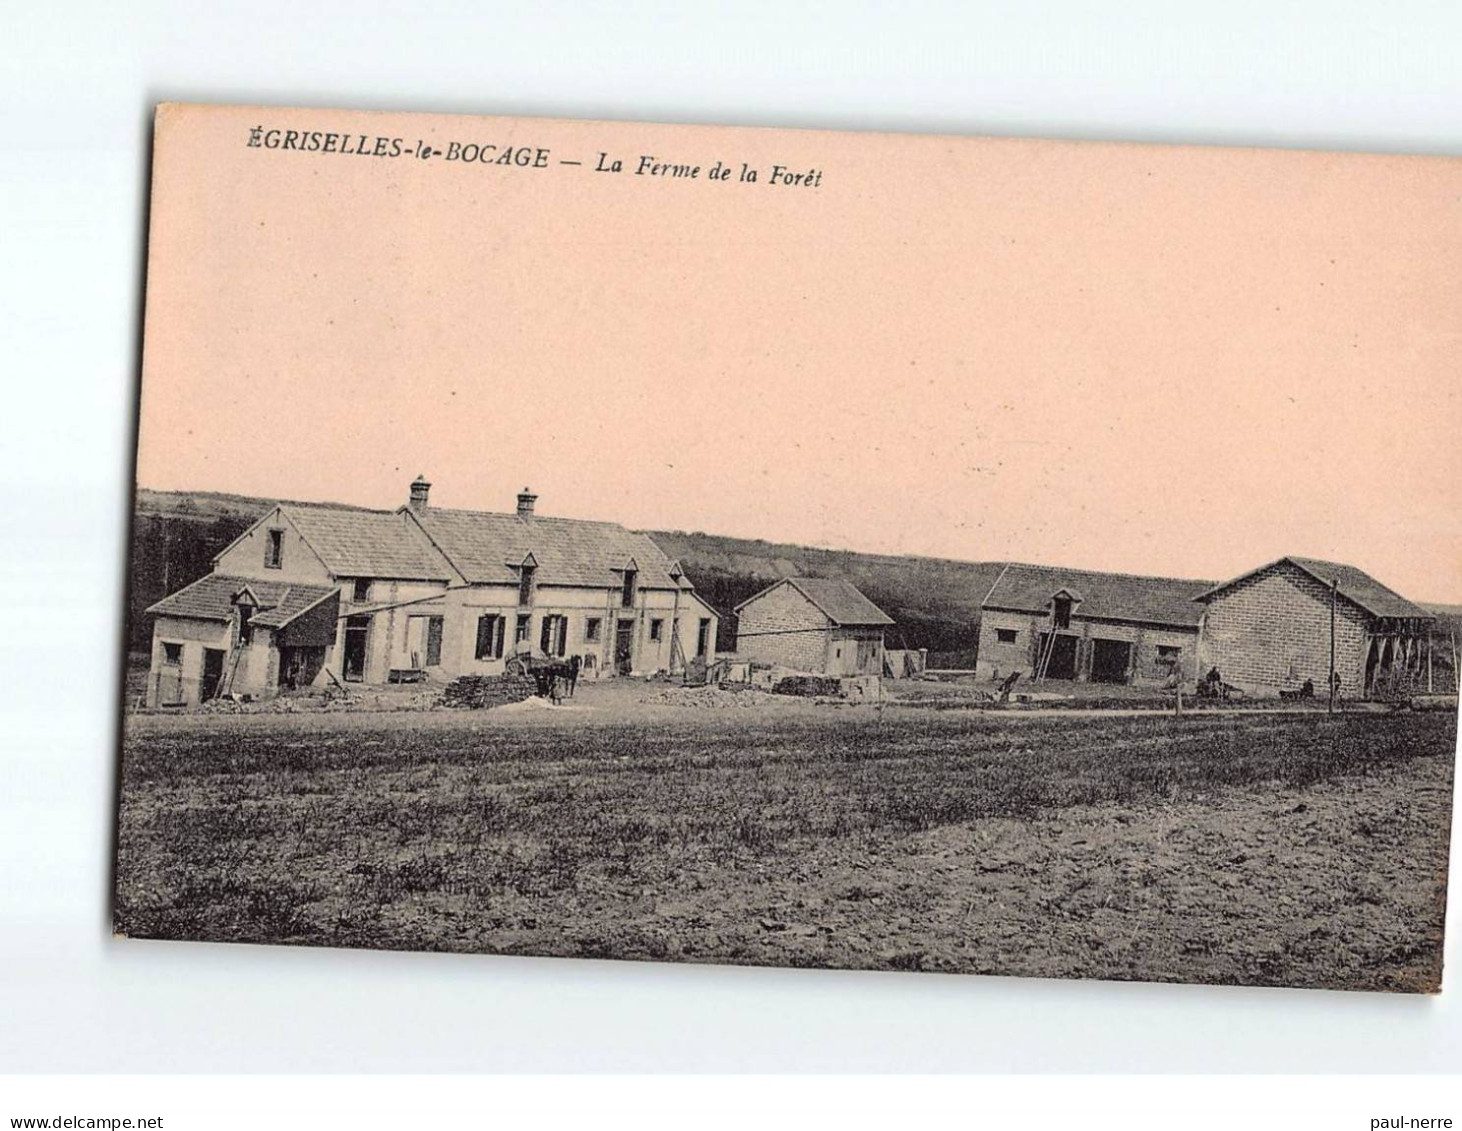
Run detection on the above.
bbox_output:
[1090,638,1132,685]
[343,614,370,682]
[614,618,635,675]
[1036,632,1078,680]
[201,648,225,701]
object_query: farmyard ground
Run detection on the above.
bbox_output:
[113,682,1456,991]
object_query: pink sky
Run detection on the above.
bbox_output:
[138,105,1462,601]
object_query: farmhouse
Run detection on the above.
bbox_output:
[975,563,1212,686]
[733,577,893,676]
[1194,556,1435,698]
[143,478,718,706]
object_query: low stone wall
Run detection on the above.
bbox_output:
[440,674,539,709]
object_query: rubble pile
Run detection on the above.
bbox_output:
[191,688,443,714]
[642,684,780,709]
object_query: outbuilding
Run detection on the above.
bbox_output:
[733,577,893,676]
[1194,556,1434,698]
[976,563,1212,686]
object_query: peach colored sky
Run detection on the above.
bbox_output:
[138,104,1462,601]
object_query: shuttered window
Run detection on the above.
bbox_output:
[539,614,568,657]
[475,615,505,660]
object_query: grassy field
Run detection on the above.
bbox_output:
[113,686,1456,991]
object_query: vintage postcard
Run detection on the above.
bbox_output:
[117,102,1460,992]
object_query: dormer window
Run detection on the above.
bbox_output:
[352,578,371,602]
[620,568,637,608]
[518,562,536,606]
[1052,596,1072,629]
[265,528,284,569]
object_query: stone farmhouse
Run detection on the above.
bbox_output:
[144,479,718,706]
[1195,556,1435,698]
[734,577,894,676]
[976,563,1212,687]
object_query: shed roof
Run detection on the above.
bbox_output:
[981,563,1212,628]
[737,577,894,626]
[410,507,685,589]
[1197,556,1433,621]
[281,504,453,580]
[146,573,338,627]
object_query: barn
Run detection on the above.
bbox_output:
[1194,556,1435,698]
[143,478,718,706]
[975,563,1212,687]
[733,577,894,676]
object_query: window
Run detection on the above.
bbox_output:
[265,528,284,569]
[585,617,602,643]
[518,564,536,606]
[1157,644,1180,658]
[515,614,530,645]
[696,618,711,658]
[237,606,254,645]
[620,568,637,608]
[162,641,183,665]
[1052,596,1072,630]
[475,614,505,660]
[996,628,1018,644]
[649,618,664,642]
[352,578,371,602]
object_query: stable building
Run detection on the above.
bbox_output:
[144,478,718,706]
[976,563,1212,686]
[1194,556,1434,698]
[733,577,893,676]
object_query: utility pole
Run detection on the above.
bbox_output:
[1328,578,1338,715]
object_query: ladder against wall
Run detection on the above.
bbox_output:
[217,644,245,698]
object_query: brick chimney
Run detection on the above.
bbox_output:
[408,475,431,512]
[516,487,537,517]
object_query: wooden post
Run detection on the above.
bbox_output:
[1427,631,1434,693]
[669,582,682,676]
[1328,578,1337,714]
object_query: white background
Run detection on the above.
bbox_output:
[2,1,1460,1074]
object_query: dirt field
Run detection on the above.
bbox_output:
[113,682,1456,991]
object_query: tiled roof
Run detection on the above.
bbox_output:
[788,578,895,626]
[982,563,1212,628]
[412,508,684,588]
[1198,556,1433,621]
[283,505,452,580]
[146,574,337,626]
[736,577,893,626]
